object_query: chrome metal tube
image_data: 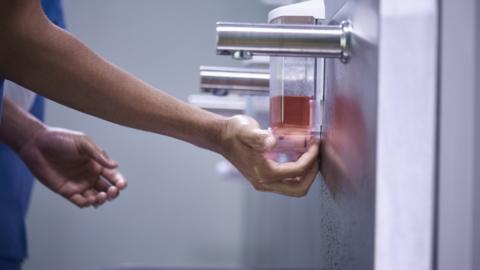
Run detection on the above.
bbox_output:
[216,21,352,61]
[188,94,247,113]
[200,66,270,95]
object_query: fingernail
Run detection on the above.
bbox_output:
[117,178,127,189]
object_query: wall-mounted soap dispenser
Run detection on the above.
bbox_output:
[215,0,352,162]
[267,1,326,161]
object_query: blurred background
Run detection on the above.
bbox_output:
[20,0,480,270]
[24,1,342,270]
[25,1,267,269]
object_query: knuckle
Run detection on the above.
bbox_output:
[59,189,71,198]
[254,134,266,146]
[75,201,88,209]
[251,183,261,191]
[251,182,267,192]
[299,189,309,197]
[292,189,308,198]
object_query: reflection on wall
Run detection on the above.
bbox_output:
[321,95,368,194]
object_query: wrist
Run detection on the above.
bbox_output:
[216,116,238,158]
[209,116,229,156]
[15,120,47,154]
[0,98,47,153]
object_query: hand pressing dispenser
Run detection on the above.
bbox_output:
[215,0,352,162]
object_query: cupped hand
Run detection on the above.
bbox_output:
[19,127,127,208]
[220,115,319,197]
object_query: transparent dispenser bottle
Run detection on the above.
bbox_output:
[268,0,324,162]
[269,57,320,162]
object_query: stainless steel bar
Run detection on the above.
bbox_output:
[200,66,270,95]
[216,21,352,61]
[188,94,247,113]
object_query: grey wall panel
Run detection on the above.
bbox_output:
[222,1,382,269]
[438,0,477,269]
[320,1,379,269]
[475,2,480,269]
[241,180,325,268]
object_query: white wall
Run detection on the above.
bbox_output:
[25,1,269,270]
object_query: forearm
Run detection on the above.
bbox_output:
[0,98,46,153]
[0,0,225,153]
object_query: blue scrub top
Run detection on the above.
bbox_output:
[0,82,4,119]
[0,0,65,262]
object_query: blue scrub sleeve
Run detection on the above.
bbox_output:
[0,80,4,121]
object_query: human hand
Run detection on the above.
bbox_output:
[220,115,319,197]
[19,127,127,208]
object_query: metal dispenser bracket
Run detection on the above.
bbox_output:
[200,66,269,96]
[216,21,352,62]
[216,0,352,62]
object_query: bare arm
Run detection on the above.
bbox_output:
[0,0,224,153]
[0,0,320,197]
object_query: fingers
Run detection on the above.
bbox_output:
[94,176,122,201]
[261,143,319,182]
[95,190,108,206]
[262,161,319,197]
[101,168,127,190]
[83,189,98,205]
[70,194,90,208]
[245,141,319,196]
[107,186,119,200]
[69,190,107,209]
[87,159,127,202]
[91,168,127,203]
[79,138,118,169]
[250,180,273,193]
[87,160,126,189]
[94,178,118,200]
[69,184,119,209]
[67,167,127,209]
